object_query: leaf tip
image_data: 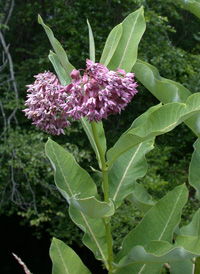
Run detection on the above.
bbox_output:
[45,137,52,148]
[38,14,43,24]
[87,19,91,28]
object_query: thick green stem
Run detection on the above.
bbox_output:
[91,121,114,273]
[194,257,200,274]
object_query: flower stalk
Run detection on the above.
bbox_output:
[91,121,114,273]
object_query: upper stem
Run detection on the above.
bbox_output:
[91,121,108,202]
[91,121,114,273]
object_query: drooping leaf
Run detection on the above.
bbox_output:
[132,59,200,138]
[45,138,97,201]
[100,23,123,66]
[108,139,154,208]
[107,93,200,167]
[69,205,108,268]
[189,139,200,199]
[70,196,115,218]
[87,20,95,62]
[115,236,200,269]
[127,182,155,213]
[174,0,200,19]
[107,7,146,72]
[81,118,107,169]
[38,15,74,83]
[50,238,91,274]
[48,50,69,86]
[116,184,188,261]
[132,59,190,104]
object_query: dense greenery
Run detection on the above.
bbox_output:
[1,0,200,252]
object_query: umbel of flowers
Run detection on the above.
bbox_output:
[23,60,138,134]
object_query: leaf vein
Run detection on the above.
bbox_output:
[118,12,140,69]
[50,141,73,196]
[80,212,108,269]
[138,264,146,274]
[55,240,69,274]
[113,143,142,201]
[158,188,183,240]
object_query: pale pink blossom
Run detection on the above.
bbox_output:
[23,71,70,135]
[62,60,138,122]
[24,60,138,135]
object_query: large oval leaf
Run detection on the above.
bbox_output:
[69,205,108,268]
[108,139,154,208]
[115,236,200,270]
[107,7,146,72]
[50,238,91,274]
[132,59,200,138]
[116,184,188,261]
[107,93,200,166]
[45,138,97,201]
[45,139,113,218]
[132,59,190,104]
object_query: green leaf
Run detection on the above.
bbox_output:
[107,7,146,72]
[45,138,97,201]
[115,236,200,269]
[170,260,194,274]
[70,196,115,218]
[180,209,200,236]
[133,59,190,104]
[132,59,200,138]
[38,15,74,82]
[48,50,69,86]
[189,139,200,199]
[116,184,188,262]
[87,20,95,62]
[107,93,200,167]
[100,23,123,66]
[175,235,200,254]
[69,205,108,268]
[108,139,154,208]
[45,140,108,267]
[174,0,200,19]
[50,238,91,274]
[127,182,155,213]
[114,264,162,274]
[81,118,106,169]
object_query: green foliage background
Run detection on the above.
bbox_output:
[1,0,200,251]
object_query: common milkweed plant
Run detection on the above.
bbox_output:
[24,4,200,274]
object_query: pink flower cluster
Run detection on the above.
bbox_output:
[23,71,70,135]
[63,60,138,123]
[24,60,138,135]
